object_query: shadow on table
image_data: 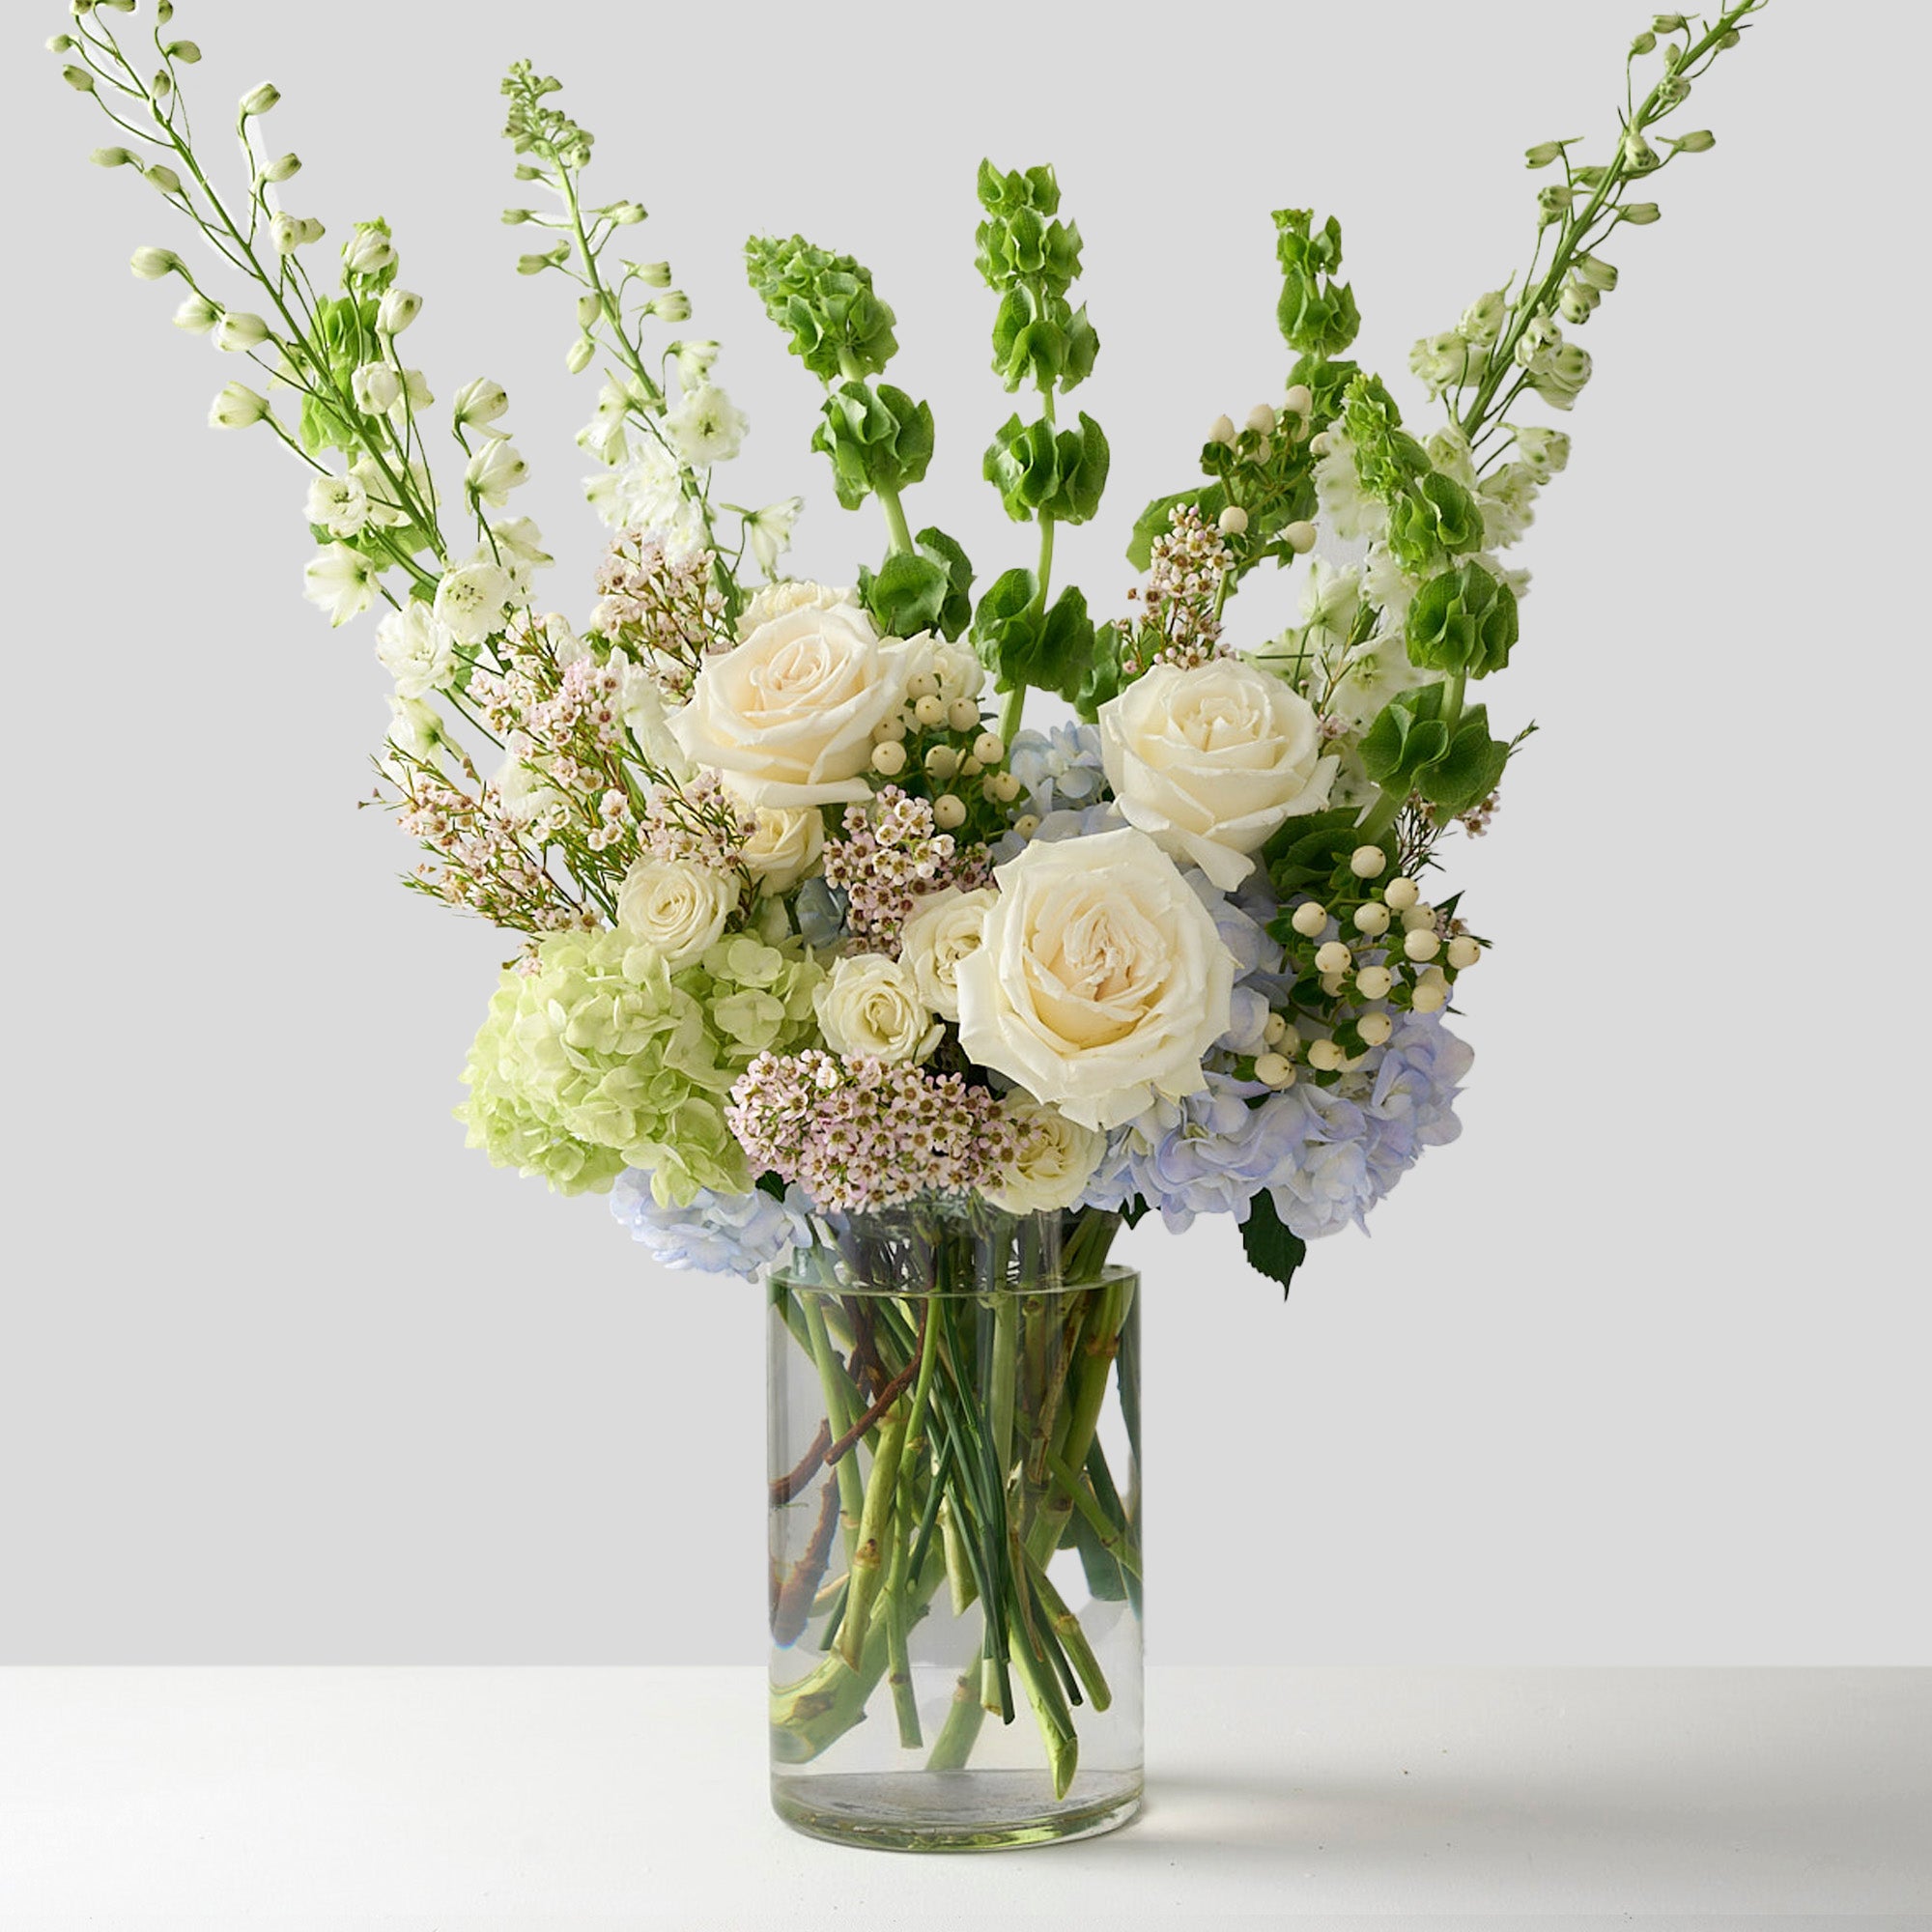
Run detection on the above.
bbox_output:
[1096,1765,1929,1910]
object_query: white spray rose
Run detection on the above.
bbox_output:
[985,1095,1108,1215]
[671,602,911,807]
[734,579,858,639]
[902,630,986,707]
[813,953,941,1065]
[433,555,514,646]
[374,599,457,699]
[1098,659,1338,891]
[615,857,735,969]
[899,886,997,1022]
[741,807,824,895]
[956,825,1235,1131]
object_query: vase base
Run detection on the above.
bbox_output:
[771,1769,1143,1852]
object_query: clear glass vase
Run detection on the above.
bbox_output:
[766,1203,1142,1850]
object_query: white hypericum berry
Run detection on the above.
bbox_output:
[924,746,960,781]
[1307,1038,1345,1072]
[1447,935,1482,970]
[1404,928,1441,963]
[1401,903,1437,931]
[1384,876,1420,911]
[989,772,1022,804]
[1320,973,1346,998]
[870,740,907,777]
[1283,384,1314,419]
[1290,902,1328,938]
[1245,403,1278,437]
[1358,1011,1393,1047]
[1315,940,1353,976]
[932,794,966,831]
[1217,505,1250,536]
[948,696,980,733]
[1208,413,1237,445]
[872,716,907,744]
[1355,965,1394,1000]
[1282,522,1318,554]
[1263,1012,1289,1046]
[973,732,1005,766]
[905,670,939,700]
[913,695,947,728]
[1350,844,1387,878]
[1013,813,1041,838]
[1353,903,1391,937]
[1254,1052,1295,1089]
[1411,981,1448,1013]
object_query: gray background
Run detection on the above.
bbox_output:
[5,0,1925,1665]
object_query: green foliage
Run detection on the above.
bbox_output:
[1273,209,1361,357]
[298,293,378,456]
[1126,486,1223,571]
[972,569,1098,704]
[1406,562,1520,678]
[1359,682,1512,819]
[744,233,899,383]
[983,412,1109,526]
[811,381,933,510]
[1239,1188,1309,1299]
[1263,808,1385,907]
[976,160,1098,394]
[1342,374,1484,574]
[858,526,975,641]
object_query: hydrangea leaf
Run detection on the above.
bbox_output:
[1240,1187,1310,1300]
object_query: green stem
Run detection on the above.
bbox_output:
[1043,1450,1143,1581]
[801,1297,865,1564]
[875,478,915,557]
[925,1669,987,1772]
[834,1407,905,1672]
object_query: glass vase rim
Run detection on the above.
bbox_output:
[769,1261,1139,1301]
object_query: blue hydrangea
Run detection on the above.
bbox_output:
[990,800,1122,865]
[611,1173,814,1276]
[1008,723,1107,817]
[1084,1011,1473,1240]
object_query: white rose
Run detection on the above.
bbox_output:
[374,599,456,699]
[813,952,941,1065]
[615,857,735,969]
[671,603,910,807]
[735,579,858,640]
[902,630,985,707]
[956,825,1236,1131]
[985,1095,1108,1215]
[899,887,997,1022]
[1098,659,1339,892]
[741,806,824,895]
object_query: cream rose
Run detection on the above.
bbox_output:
[671,603,909,807]
[615,857,734,969]
[740,805,825,895]
[985,1094,1108,1215]
[956,825,1236,1131]
[734,579,860,639]
[813,952,942,1065]
[1098,659,1339,891]
[898,886,997,1022]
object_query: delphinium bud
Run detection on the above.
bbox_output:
[209,382,270,428]
[213,311,270,353]
[172,293,218,334]
[239,82,281,117]
[378,288,422,335]
[129,246,182,280]
[1245,404,1278,437]
[1207,414,1236,445]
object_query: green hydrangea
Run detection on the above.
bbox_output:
[457,926,823,1205]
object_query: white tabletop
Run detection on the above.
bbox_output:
[2,1666,1926,1927]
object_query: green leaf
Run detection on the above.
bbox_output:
[858,551,952,640]
[1273,208,1361,357]
[971,575,1095,703]
[982,411,1109,526]
[1239,1189,1309,1300]
[744,233,898,381]
[913,526,975,640]
[811,381,933,509]
[1406,561,1520,678]
[1358,683,1513,820]
[1264,808,1380,907]
[1126,486,1225,570]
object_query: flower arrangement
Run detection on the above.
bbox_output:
[49,0,1769,1839]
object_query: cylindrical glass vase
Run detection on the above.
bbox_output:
[766,1206,1142,1850]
